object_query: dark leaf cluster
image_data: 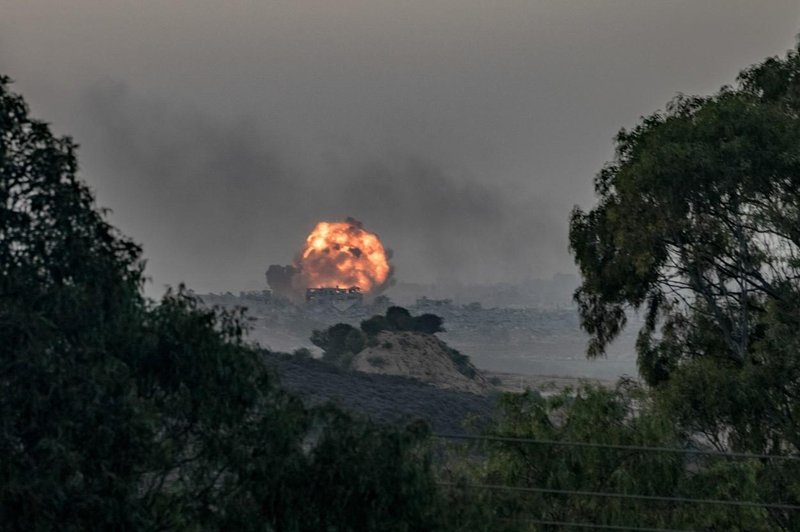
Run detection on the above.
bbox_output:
[310,306,446,368]
[0,77,451,531]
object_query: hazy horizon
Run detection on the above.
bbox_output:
[2,1,798,295]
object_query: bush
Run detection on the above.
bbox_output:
[361,314,392,335]
[311,323,366,368]
[446,347,477,379]
[414,313,446,334]
[360,307,446,336]
[386,306,414,330]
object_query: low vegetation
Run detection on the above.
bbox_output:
[310,306,464,371]
[265,352,495,435]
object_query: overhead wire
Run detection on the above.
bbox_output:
[433,433,800,462]
[437,482,800,511]
[435,434,800,528]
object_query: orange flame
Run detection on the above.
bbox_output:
[297,218,391,293]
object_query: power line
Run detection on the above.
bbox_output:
[494,516,695,532]
[433,433,800,462]
[437,482,800,511]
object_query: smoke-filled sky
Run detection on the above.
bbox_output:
[2,1,798,294]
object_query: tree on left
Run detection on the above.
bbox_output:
[0,76,447,531]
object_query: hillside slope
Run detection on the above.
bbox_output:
[265,353,495,434]
[352,331,490,395]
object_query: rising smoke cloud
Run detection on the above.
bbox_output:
[3,2,798,295]
[71,82,564,294]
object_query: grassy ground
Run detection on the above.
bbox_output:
[265,352,497,435]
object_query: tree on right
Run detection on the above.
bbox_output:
[569,42,800,516]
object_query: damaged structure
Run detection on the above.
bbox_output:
[305,286,364,310]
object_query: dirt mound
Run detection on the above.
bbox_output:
[352,331,490,395]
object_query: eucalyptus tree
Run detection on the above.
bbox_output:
[570,46,800,375]
[568,44,800,523]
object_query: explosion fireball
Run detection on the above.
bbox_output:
[300,218,391,292]
[267,217,393,299]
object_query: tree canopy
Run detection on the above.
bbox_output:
[0,75,448,531]
[570,46,800,379]
[564,44,800,529]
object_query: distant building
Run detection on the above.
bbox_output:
[305,286,363,310]
[239,290,272,303]
[415,296,454,310]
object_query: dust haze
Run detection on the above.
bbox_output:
[73,82,546,294]
[1,1,798,294]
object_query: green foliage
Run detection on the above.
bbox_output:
[446,346,476,380]
[361,314,393,336]
[311,322,366,368]
[1,73,151,528]
[282,410,440,532]
[569,44,800,371]
[386,306,414,330]
[569,44,800,445]
[313,307,448,368]
[360,306,445,336]
[414,313,446,334]
[216,407,445,532]
[0,76,448,531]
[470,385,780,531]
[564,45,800,530]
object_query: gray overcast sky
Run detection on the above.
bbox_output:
[2,1,799,294]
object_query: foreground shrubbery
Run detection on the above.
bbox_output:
[0,76,455,531]
[456,382,791,531]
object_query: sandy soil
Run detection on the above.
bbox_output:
[482,369,616,394]
[353,331,491,395]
